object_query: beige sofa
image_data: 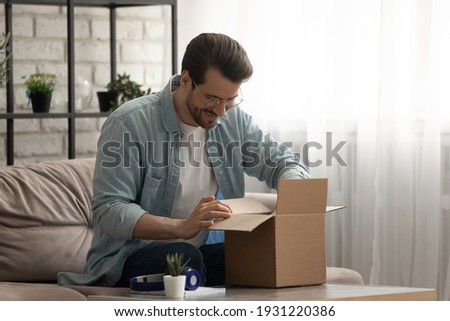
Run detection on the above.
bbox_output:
[0,158,363,300]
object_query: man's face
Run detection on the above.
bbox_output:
[185,68,241,129]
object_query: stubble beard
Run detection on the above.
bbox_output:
[186,96,218,129]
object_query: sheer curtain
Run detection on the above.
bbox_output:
[178,0,450,299]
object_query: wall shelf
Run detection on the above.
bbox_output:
[1,0,178,165]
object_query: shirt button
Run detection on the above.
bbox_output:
[219,170,223,175]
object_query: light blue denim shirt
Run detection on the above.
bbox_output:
[58,75,309,286]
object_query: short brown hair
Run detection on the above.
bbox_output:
[181,33,253,85]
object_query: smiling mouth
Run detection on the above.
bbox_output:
[204,110,217,119]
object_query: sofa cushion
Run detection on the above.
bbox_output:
[0,282,86,300]
[0,159,95,282]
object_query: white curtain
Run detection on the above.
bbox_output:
[178,0,450,299]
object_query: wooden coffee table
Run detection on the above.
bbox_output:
[88,283,437,301]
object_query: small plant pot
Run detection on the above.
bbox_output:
[97,91,119,112]
[30,92,52,113]
[163,275,186,299]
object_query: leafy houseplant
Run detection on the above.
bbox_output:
[97,72,151,112]
[0,32,11,86]
[24,73,57,113]
[163,253,190,298]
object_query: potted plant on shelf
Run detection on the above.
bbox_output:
[24,73,57,113]
[0,32,11,86]
[164,253,190,298]
[97,72,151,112]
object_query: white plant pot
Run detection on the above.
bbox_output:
[163,275,186,298]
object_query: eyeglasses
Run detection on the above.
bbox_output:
[192,80,243,109]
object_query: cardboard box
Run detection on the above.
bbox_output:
[209,178,344,288]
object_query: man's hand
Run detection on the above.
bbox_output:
[132,195,232,240]
[176,195,232,239]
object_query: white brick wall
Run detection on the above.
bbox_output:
[0,4,172,166]
[14,132,65,157]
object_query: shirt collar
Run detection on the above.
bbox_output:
[160,75,182,133]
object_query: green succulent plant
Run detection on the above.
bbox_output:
[166,253,190,277]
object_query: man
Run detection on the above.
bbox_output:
[58,33,309,287]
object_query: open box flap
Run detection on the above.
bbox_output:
[206,179,344,232]
[221,197,273,215]
[208,212,275,231]
[208,197,274,232]
[326,205,347,212]
[276,178,328,214]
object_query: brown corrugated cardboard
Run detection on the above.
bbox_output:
[208,197,274,231]
[208,178,344,288]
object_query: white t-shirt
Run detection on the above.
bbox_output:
[167,121,218,247]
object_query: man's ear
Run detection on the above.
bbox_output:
[180,70,191,89]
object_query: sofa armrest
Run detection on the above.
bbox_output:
[0,158,95,282]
